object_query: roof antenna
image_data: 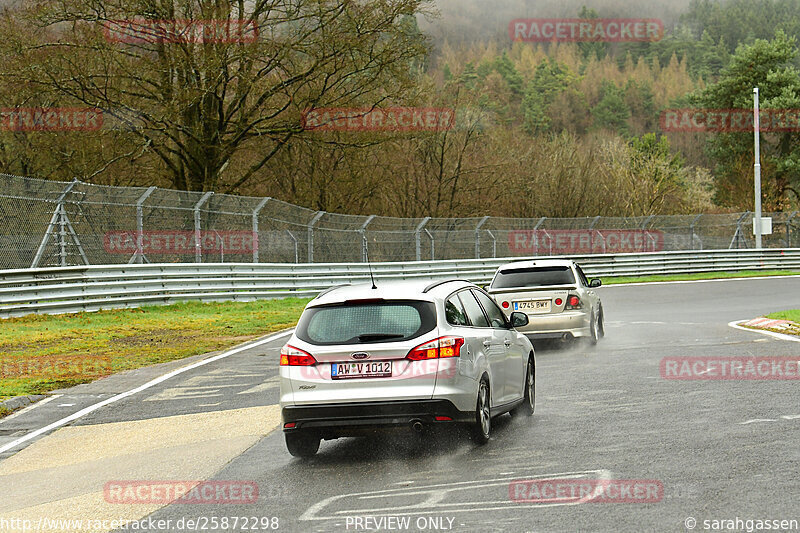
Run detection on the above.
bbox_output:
[364,235,377,289]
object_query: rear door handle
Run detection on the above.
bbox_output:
[483,340,492,348]
[504,340,512,348]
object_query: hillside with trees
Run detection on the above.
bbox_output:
[0,0,798,216]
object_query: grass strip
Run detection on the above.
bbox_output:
[604,270,800,285]
[766,309,800,322]
[0,298,311,400]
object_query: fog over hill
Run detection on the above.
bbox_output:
[420,0,697,46]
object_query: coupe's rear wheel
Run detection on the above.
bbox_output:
[511,358,535,417]
[589,311,600,345]
[598,307,605,338]
[285,431,320,458]
[471,379,491,444]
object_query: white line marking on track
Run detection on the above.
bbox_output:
[300,470,613,520]
[740,419,778,425]
[0,329,294,455]
[0,395,61,424]
[728,320,800,343]
[238,376,280,395]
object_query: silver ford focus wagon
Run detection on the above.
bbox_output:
[279,279,536,457]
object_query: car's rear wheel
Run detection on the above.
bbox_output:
[598,307,605,338]
[589,311,600,345]
[511,358,535,417]
[471,378,491,444]
[285,431,320,458]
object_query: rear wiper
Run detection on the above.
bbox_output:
[356,333,405,342]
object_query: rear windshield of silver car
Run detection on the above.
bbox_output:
[295,300,437,345]
[492,266,576,288]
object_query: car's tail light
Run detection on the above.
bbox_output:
[280,345,317,366]
[284,422,296,429]
[407,336,465,361]
[554,298,563,306]
[434,416,453,421]
[502,301,509,309]
[565,295,582,309]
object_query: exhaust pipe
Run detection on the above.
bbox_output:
[411,420,424,433]
[561,332,573,342]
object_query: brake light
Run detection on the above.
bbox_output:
[554,298,563,306]
[434,416,453,421]
[407,336,465,361]
[566,295,581,309]
[502,301,509,309]
[284,422,296,429]
[280,345,317,366]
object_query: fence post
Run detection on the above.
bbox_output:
[415,217,431,261]
[786,211,798,248]
[286,230,299,263]
[425,229,435,260]
[689,214,703,251]
[533,217,546,256]
[486,229,497,258]
[31,179,79,268]
[729,211,750,249]
[641,215,655,252]
[589,216,601,253]
[307,211,325,263]
[251,197,271,263]
[131,186,157,264]
[360,215,376,262]
[194,192,213,263]
[475,216,490,259]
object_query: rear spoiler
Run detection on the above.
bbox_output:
[488,285,577,294]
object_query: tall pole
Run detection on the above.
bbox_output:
[753,87,763,249]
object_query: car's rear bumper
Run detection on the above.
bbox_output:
[281,399,471,435]
[517,311,590,338]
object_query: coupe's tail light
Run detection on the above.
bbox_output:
[407,336,465,361]
[280,345,317,366]
[565,294,582,310]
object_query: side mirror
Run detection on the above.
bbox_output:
[589,279,602,288]
[510,312,529,328]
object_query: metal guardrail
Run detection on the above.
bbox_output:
[1,249,799,318]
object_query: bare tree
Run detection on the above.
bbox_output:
[1,0,431,191]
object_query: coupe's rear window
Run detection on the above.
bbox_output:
[295,300,436,345]
[492,266,576,288]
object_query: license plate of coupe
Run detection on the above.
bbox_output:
[331,361,392,379]
[514,299,551,313]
